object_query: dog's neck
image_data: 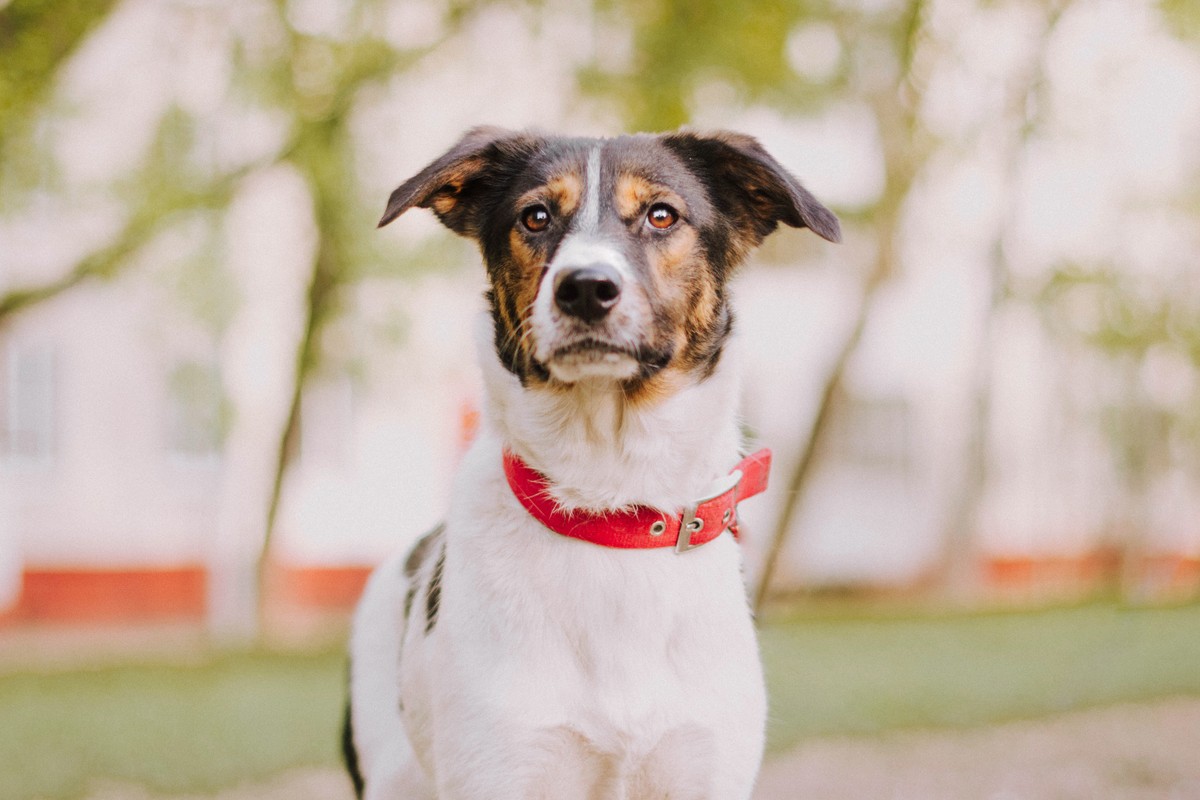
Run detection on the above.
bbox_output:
[476,316,744,513]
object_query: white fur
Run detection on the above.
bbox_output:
[580,145,603,233]
[349,315,767,799]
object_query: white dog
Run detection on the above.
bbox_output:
[344,127,840,800]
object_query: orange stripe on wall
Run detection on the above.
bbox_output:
[7,567,208,623]
[272,565,373,610]
[0,565,377,625]
[984,550,1122,586]
[984,551,1200,597]
[1140,554,1200,586]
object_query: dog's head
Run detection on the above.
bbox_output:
[380,127,839,402]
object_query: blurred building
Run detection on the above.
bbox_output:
[1,0,1198,625]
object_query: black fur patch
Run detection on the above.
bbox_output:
[403,585,416,623]
[425,542,446,634]
[405,522,444,578]
[341,679,364,798]
[404,522,445,623]
[693,301,734,379]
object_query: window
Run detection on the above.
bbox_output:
[1,343,56,463]
[166,359,226,459]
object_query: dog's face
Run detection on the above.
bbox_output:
[380,128,839,402]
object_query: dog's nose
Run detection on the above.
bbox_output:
[553,265,622,323]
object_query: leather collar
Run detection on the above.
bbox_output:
[502,449,772,553]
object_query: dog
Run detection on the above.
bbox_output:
[344,127,840,799]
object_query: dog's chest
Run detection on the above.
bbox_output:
[452,494,754,698]
[409,450,764,772]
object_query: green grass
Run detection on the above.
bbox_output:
[760,601,1200,751]
[0,648,347,800]
[3,601,1200,799]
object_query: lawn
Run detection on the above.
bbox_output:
[0,648,347,800]
[760,600,1200,751]
[3,601,1200,800]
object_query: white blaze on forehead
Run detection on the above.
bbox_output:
[579,145,602,233]
[527,142,645,377]
[545,144,629,278]
[547,235,630,280]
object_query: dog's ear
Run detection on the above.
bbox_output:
[661,130,841,244]
[378,126,542,236]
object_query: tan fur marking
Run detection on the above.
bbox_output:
[614,175,688,222]
[622,364,689,408]
[507,229,541,277]
[501,229,546,356]
[430,193,459,215]
[500,170,585,372]
[546,174,583,217]
[685,278,718,341]
[657,226,701,279]
[489,280,519,352]
[422,155,491,213]
[615,174,655,219]
[515,172,584,219]
[619,223,722,406]
[649,227,716,340]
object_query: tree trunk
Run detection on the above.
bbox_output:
[933,0,1069,598]
[752,262,891,612]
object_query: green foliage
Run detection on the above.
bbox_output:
[0,0,116,108]
[1036,265,1200,483]
[1037,268,1176,358]
[133,105,201,204]
[1160,0,1200,41]
[583,0,930,134]
[1047,265,1200,365]
[1100,403,1174,484]
[0,0,119,190]
[585,0,836,131]
[161,218,240,338]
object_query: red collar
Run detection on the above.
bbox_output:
[502,449,771,553]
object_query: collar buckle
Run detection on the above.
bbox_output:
[676,469,743,554]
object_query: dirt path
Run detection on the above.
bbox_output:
[79,697,1200,800]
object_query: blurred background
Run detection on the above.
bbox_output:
[2,0,1200,797]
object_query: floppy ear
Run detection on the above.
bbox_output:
[378,126,543,236]
[661,130,841,244]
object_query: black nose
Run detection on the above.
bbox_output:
[553,265,622,323]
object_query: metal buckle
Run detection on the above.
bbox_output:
[676,469,743,554]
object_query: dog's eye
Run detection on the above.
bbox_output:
[521,205,551,233]
[646,203,678,230]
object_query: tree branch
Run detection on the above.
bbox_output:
[0,136,306,329]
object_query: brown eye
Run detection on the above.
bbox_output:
[647,203,678,230]
[521,205,551,232]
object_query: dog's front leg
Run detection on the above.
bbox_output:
[362,757,435,800]
[431,723,621,800]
